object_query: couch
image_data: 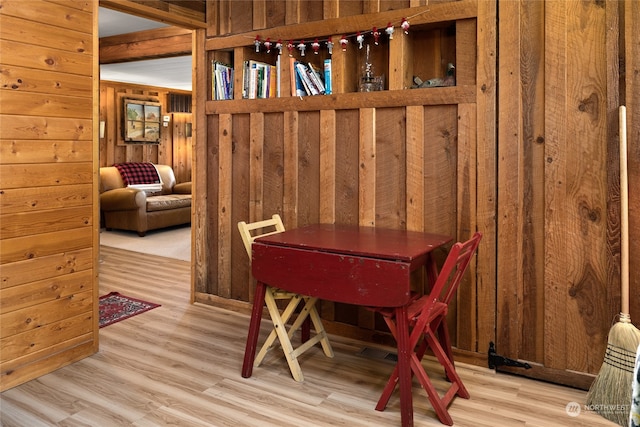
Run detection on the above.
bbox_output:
[99,163,191,236]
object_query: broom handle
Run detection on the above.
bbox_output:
[620,105,629,317]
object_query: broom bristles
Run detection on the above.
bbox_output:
[586,318,640,426]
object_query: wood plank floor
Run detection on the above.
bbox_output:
[1,247,618,426]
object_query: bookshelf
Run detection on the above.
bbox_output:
[205,3,477,107]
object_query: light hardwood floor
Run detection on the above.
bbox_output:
[1,247,618,426]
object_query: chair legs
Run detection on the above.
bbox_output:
[254,286,334,382]
[375,315,468,426]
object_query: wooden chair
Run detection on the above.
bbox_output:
[238,214,334,382]
[372,231,482,426]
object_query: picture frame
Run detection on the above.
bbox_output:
[123,99,162,143]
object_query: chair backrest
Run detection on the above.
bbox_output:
[429,231,482,307]
[238,214,286,260]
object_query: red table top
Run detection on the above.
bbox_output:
[254,223,453,263]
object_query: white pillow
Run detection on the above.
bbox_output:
[128,183,163,196]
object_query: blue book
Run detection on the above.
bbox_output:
[323,59,332,95]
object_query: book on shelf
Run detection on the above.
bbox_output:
[323,59,332,95]
[212,61,234,100]
[290,58,327,97]
[243,59,278,99]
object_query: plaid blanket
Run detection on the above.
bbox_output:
[114,163,160,186]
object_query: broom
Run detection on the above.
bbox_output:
[586,105,640,426]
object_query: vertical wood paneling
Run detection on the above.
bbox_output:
[475,0,497,356]
[319,110,336,223]
[192,28,208,302]
[285,0,300,25]
[455,102,477,351]
[283,111,299,228]
[335,110,360,226]
[543,0,611,375]
[323,0,339,19]
[229,0,254,34]
[519,0,546,365]
[359,108,376,226]
[253,0,266,30]
[375,107,406,229]
[217,114,233,299]
[246,112,265,302]
[297,112,321,226]
[422,105,457,236]
[406,105,424,232]
[626,0,640,324]
[567,1,609,373]
[201,0,635,388]
[262,112,285,221]
[202,0,496,359]
[387,24,410,91]
[265,0,286,29]
[497,0,523,361]
[250,113,265,223]
[544,0,569,371]
[603,0,621,328]
[0,0,97,391]
[231,114,251,300]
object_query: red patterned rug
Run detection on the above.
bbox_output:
[99,292,160,328]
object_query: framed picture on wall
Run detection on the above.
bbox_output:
[123,99,162,143]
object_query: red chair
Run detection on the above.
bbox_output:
[373,231,482,425]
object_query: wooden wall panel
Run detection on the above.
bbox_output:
[423,105,458,236]
[545,0,610,375]
[494,0,629,389]
[199,0,492,358]
[625,0,640,329]
[375,107,406,230]
[200,102,481,344]
[0,0,98,391]
[297,112,321,226]
[334,110,360,226]
[199,0,634,389]
[231,114,251,301]
[216,113,233,299]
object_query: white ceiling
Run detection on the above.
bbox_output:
[99,7,193,91]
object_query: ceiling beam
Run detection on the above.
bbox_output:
[99,0,206,29]
[100,27,192,64]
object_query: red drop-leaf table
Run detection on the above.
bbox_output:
[242,223,453,427]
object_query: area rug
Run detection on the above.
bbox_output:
[99,292,160,328]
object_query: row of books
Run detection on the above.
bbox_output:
[290,58,332,97]
[212,57,333,100]
[212,61,234,100]
[242,58,281,99]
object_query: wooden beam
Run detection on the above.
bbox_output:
[205,1,477,50]
[99,0,206,29]
[99,28,192,63]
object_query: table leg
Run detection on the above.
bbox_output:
[426,254,438,287]
[242,280,267,378]
[395,305,414,427]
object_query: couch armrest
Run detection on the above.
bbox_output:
[173,181,192,194]
[100,188,146,211]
